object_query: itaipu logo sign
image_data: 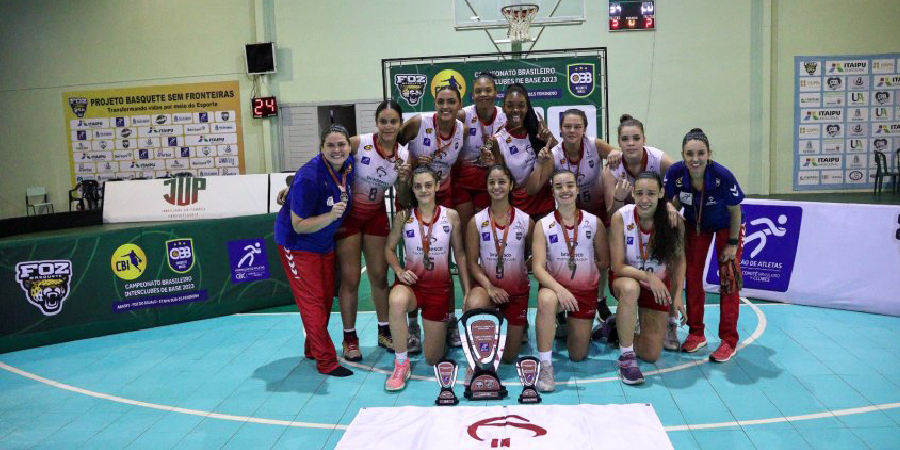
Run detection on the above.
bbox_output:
[163,177,206,206]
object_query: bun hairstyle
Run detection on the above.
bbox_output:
[682,127,710,149]
[617,113,645,136]
[435,84,462,101]
[375,99,403,120]
[319,125,350,148]
[634,171,682,265]
[503,83,546,151]
[561,109,589,127]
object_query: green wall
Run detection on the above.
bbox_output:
[2,0,899,219]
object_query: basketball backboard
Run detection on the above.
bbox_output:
[454,0,585,30]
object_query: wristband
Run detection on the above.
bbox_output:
[727,238,739,246]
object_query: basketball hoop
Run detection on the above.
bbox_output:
[502,3,539,43]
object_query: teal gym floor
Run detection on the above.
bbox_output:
[2,289,900,449]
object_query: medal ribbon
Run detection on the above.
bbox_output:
[416,206,440,263]
[324,160,350,202]
[432,114,456,160]
[564,140,584,198]
[694,176,705,236]
[554,210,582,268]
[633,207,655,269]
[489,207,512,269]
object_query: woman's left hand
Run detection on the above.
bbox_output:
[666,202,680,227]
[720,244,738,262]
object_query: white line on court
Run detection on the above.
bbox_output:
[3,301,894,433]
[339,297,768,385]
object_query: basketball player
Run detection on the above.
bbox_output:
[600,171,686,385]
[383,165,470,391]
[532,170,609,392]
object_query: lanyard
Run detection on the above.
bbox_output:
[489,206,512,277]
[633,207,655,269]
[416,206,440,267]
[554,210,582,277]
[693,176,705,236]
[324,160,350,203]
[563,140,584,195]
[375,133,403,171]
[432,114,456,159]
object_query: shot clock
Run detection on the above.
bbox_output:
[251,96,278,118]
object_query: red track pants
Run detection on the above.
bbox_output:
[684,225,744,347]
[278,246,338,374]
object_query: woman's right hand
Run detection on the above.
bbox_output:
[397,269,418,285]
[614,178,631,202]
[486,285,510,304]
[331,201,347,220]
[276,188,288,205]
[417,155,433,167]
[646,272,671,305]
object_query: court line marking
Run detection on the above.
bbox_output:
[340,297,768,385]
[3,301,894,433]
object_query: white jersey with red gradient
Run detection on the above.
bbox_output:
[407,113,464,191]
[552,137,604,213]
[610,146,666,185]
[352,133,409,213]
[474,206,530,296]
[461,105,506,164]
[494,127,536,187]
[402,206,453,288]
[540,210,600,294]
[619,204,668,279]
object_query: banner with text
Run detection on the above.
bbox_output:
[388,54,607,140]
[704,199,900,317]
[63,81,244,186]
[794,53,900,190]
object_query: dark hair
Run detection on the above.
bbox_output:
[617,113,645,136]
[435,85,462,101]
[634,171,682,266]
[503,83,546,151]
[682,127,710,149]
[474,72,498,87]
[486,163,515,202]
[408,164,440,210]
[561,109,588,128]
[375,99,403,121]
[319,125,350,148]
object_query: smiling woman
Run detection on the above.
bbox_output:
[273,125,356,377]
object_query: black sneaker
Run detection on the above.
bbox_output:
[554,312,568,340]
[596,297,612,321]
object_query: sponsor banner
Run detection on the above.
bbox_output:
[112,290,208,312]
[14,260,74,317]
[227,239,270,283]
[62,81,244,184]
[336,404,672,450]
[102,174,269,223]
[704,199,900,317]
[389,55,607,140]
[795,53,900,191]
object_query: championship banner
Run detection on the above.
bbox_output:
[704,199,900,317]
[102,174,269,223]
[388,53,607,140]
[63,81,244,185]
[793,53,900,191]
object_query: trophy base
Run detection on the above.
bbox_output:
[435,388,459,406]
[518,387,542,404]
[464,371,508,401]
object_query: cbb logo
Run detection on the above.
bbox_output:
[111,243,147,280]
[569,72,592,84]
[431,69,466,100]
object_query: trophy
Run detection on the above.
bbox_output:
[516,357,542,404]
[433,359,459,406]
[458,308,508,400]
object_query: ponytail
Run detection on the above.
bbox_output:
[504,83,546,151]
[635,171,681,265]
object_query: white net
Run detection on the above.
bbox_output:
[502,4,539,43]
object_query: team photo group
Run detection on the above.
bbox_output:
[274,73,746,394]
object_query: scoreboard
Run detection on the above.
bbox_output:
[609,1,655,31]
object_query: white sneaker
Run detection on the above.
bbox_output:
[664,321,680,352]
[407,322,422,354]
[536,364,555,392]
[447,315,462,348]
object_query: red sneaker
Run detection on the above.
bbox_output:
[681,334,707,353]
[710,341,736,362]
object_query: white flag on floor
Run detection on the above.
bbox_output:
[336,403,673,450]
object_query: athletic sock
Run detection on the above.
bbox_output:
[377,321,389,327]
[396,352,408,363]
[378,324,391,336]
[620,345,634,355]
[343,328,356,333]
[538,351,552,366]
[327,366,353,377]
